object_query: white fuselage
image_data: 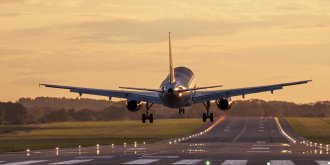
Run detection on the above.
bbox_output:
[159,66,196,108]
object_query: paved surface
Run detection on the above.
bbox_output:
[0,116,329,165]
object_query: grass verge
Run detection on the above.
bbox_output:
[0,119,203,153]
[286,117,330,144]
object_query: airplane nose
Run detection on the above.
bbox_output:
[167,88,174,95]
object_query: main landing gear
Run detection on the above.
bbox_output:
[179,107,185,114]
[142,102,153,123]
[202,101,214,122]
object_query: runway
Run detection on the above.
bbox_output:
[0,116,329,165]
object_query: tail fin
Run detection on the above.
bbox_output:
[169,32,175,83]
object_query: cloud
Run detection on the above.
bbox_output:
[0,12,25,17]
[69,18,258,43]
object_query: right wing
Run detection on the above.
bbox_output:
[40,84,161,104]
[192,80,311,103]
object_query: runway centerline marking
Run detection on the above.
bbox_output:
[122,159,159,164]
[221,160,248,165]
[232,119,248,142]
[50,159,94,164]
[315,161,330,165]
[172,159,203,164]
[1,160,49,165]
[270,160,295,165]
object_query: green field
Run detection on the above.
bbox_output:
[0,119,204,153]
[286,117,330,144]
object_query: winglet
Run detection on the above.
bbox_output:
[169,32,175,83]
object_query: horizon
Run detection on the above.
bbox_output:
[0,0,329,103]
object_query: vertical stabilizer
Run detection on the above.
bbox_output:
[169,32,175,83]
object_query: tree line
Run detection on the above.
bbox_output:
[0,97,329,125]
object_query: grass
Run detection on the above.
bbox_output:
[286,117,330,144]
[0,119,204,153]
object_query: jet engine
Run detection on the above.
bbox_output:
[216,98,232,111]
[126,100,142,112]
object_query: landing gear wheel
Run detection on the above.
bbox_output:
[210,113,214,122]
[179,108,185,114]
[202,101,214,122]
[142,102,154,123]
[142,113,153,123]
[202,113,207,122]
[142,114,146,123]
[202,113,214,122]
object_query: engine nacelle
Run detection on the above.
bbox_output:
[216,98,232,111]
[126,100,142,112]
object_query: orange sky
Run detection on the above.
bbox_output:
[0,0,329,103]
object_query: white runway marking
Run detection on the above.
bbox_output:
[232,119,247,142]
[51,159,94,164]
[122,159,160,164]
[270,160,295,165]
[256,141,266,143]
[1,160,49,165]
[75,156,113,159]
[246,150,270,153]
[140,156,179,159]
[172,159,203,164]
[315,161,330,165]
[221,160,248,165]
[251,147,270,150]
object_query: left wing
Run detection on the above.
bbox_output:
[192,80,311,103]
[40,84,161,104]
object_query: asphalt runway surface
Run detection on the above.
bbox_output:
[0,116,329,165]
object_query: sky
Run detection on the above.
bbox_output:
[0,0,329,103]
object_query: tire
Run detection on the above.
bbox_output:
[142,114,146,123]
[149,114,153,123]
[210,113,214,122]
[182,108,185,114]
[202,113,207,122]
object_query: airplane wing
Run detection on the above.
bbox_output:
[192,80,311,103]
[39,84,161,104]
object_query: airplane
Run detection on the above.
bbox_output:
[40,32,311,123]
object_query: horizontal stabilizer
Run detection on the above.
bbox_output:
[118,87,163,92]
[177,85,223,92]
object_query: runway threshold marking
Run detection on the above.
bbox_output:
[250,147,270,150]
[75,156,113,159]
[122,159,160,164]
[221,160,247,165]
[140,156,179,159]
[1,160,49,165]
[50,159,94,164]
[246,150,270,153]
[172,159,203,164]
[315,161,330,165]
[270,160,295,165]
